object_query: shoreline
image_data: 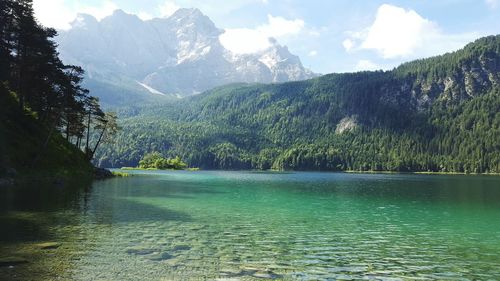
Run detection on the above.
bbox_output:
[120,167,199,171]
[112,167,500,177]
[344,170,500,176]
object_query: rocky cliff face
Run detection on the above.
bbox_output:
[56,9,317,104]
[376,42,500,113]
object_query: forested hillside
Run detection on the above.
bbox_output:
[95,35,500,173]
[0,1,109,180]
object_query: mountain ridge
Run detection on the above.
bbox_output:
[56,8,317,106]
[95,35,500,173]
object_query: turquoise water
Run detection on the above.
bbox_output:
[1,171,500,280]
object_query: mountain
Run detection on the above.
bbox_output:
[94,35,500,174]
[56,9,316,106]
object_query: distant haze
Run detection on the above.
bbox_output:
[56,9,316,106]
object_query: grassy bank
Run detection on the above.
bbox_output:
[112,171,131,177]
[120,167,159,171]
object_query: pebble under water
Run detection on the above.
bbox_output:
[1,171,500,280]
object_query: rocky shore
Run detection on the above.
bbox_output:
[93,167,115,180]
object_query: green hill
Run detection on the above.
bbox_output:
[95,35,500,174]
[0,86,93,179]
[1,0,108,182]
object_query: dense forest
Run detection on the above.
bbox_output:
[0,0,113,179]
[95,35,500,174]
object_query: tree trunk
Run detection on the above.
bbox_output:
[85,111,91,157]
[89,127,106,161]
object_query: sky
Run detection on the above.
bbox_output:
[33,0,500,74]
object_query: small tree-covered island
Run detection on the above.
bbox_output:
[1,1,500,281]
[133,152,188,170]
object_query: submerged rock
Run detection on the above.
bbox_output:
[0,178,14,187]
[36,242,62,249]
[126,247,158,256]
[52,178,65,187]
[253,271,284,279]
[94,167,114,180]
[171,244,191,252]
[0,256,28,267]
[6,168,17,177]
[149,252,174,261]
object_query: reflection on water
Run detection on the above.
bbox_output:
[1,171,500,280]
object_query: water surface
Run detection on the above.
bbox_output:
[1,171,500,280]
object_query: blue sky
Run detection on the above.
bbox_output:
[34,0,500,74]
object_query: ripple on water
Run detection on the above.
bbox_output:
[1,172,500,280]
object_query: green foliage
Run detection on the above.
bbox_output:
[0,0,111,177]
[112,171,130,177]
[0,85,93,177]
[95,35,500,174]
[138,152,188,170]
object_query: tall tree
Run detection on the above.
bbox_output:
[89,112,120,160]
[84,96,104,158]
[1,0,109,168]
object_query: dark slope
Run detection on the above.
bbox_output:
[95,35,500,173]
[0,86,93,180]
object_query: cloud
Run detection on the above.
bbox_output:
[173,0,268,18]
[159,1,181,17]
[362,4,439,58]
[308,50,318,57]
[33,0,118,30]
[342,39,354,52]
[137,12,154,21]
[355,60,380,71]
[486,0,499,8]
[33,0,74,30]
[343,4,478,59]
[220,15,305,54]
[80,1,118,20]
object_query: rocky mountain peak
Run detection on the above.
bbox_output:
[168,8,222,38]
[70,13,98,29]
[258,40,300,67]
[101,9,142,25]
[56,8,316,105]
[170,8,203,19]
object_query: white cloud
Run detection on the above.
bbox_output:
[171,0,268,19]
[137,12,154,21]
[159,1,181,17]
[33,0,75,30]
[221,29,273,54]
[308,50,318,57]
[362,4,438,58]
[261,15,305,37]
[344,4,478,59]
[33,0,118,30]
[355,60,380,71]
[486,0,499,8]
[80,1,118,20]
[220,15,305,54]
[342,39,354,52]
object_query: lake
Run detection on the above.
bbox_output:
[1,171,500,280]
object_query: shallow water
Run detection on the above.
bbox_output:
[1,171,500,280]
